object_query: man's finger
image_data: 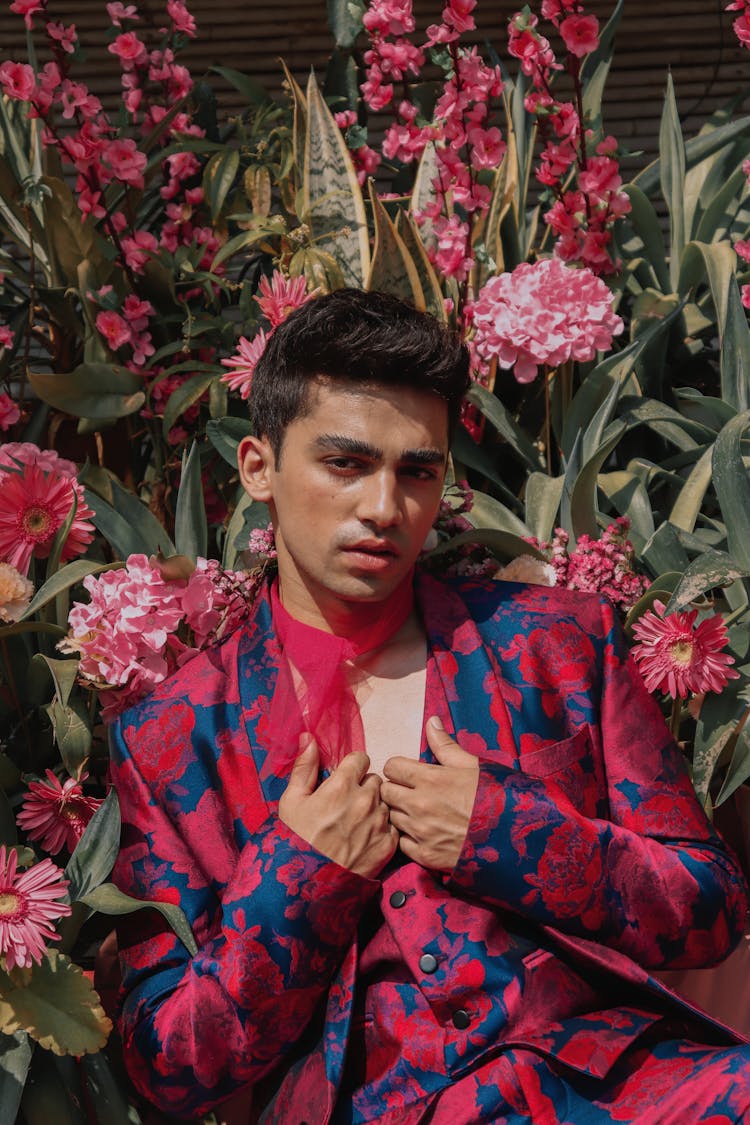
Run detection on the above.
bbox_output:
[426,716,476,768]
[286,735,320,796]
[382,756,420,787]
[334,750,372,784]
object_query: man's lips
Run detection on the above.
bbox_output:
[342,539,400,557]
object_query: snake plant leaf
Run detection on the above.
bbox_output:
[669,446,714,533]
[27,363,145,421]
[524,473,565,542]
[303,71,369,288]
[720,279,750,413]
[712,408,750,569]
[395,211,446,320]
[0,1032,32,1125]
[280,60,307,186]
[0,952,111,1057]
[366,181,423,304]
[659,74,687,290]
[480,151,515,283]
[174,441,208,561]
[410,141,440,250]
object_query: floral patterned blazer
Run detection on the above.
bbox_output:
[109,574,748,1122]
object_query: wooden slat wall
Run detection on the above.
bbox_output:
[0,2,746,173]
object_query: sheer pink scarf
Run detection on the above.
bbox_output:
[265,576,415,775]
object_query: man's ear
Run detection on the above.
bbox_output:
[238,435,275,502]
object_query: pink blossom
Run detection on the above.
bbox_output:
[121,229,158,273]
[0,61,36,102]
[0,327,14,351]
[256,272,316,328]
[10,0,45,29]
[526,518,648,613]
[221,330,269,399]
[0,394,20,432]
[96,310,131,351]
[122,294,154,330]
[107,3,139,26]
[442,0,477,34]
[47,21,78,54]
[167,0,197,37]
[0,846,71,971]
[362,0,416,36]
[17,771,102,856]
[103,138,147,187]
[108,31,148,69]
[0,443,78,479]
[632,601,739,699]
[472,258,623,382]
[559,13,599,57]
[335,109,357,129]
[351,142,382,184]
[735,238,750,262]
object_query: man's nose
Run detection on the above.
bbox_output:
[357,472,403,528]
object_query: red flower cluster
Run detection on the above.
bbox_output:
[527,518,649,613]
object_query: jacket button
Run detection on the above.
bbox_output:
[452,1009,470,1030]
[419,953,438,974]
[389,890,407,908]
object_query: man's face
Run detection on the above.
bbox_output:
[239,378,449,626]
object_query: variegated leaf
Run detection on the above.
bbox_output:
[366,183,423,304]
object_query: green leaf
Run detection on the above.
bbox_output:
[580,0,623,141]
[621,184,669,291]
[0,789,17,848]
[210,65,270,107]
[80,1051,142,1125]
[40,176,97,288]
[524,473,565,542]
[27,364,145,420]
[395,211,446,321]
[327,0,364,47]
[33,656,78,710]
[80,883,197,957]
[45,699,92,779]
[174,442,208,561]
[65,789,121,903]
[206,416,254,467]
[597,471,655,547]
[712,409,750,569]
[162,370,219,439]
[721,279,750,413]
[665,550,750,613]
[569,422,627,540]
[465,383,541,472]
[428,527,544,563]
[634,114,750,198]
[19,561,113,623]
[669,445,714,533]
[0,1031,32,1125]
[659,73,686,290]
[304,70,369,287]
[466,489,531,537]
[0,951,111,1056]
[716,708,750,806]
[693,722,739,808]
[640,521,691,576]
[210,218,286,270]
[366,182,424,304]
[223,491,266,569]
[203,149,240,220]
[84,479,176,559]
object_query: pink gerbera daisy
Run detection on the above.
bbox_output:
[0,845,72,970]
[17,771,102,856]
[0,461,96,573]
[220,329,269,400]
[255,271,316,328]
[631,600,739,699]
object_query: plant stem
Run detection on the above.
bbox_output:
[669,695,682,741]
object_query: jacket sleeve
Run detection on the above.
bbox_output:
[449,595,748,972]
[109,717,379,1119]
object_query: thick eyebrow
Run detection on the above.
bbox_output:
[312,434,446,465]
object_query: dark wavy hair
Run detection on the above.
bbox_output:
[249,288,470,462]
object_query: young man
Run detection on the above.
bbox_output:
[111,289,750,1124]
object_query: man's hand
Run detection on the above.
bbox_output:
[381,716,479,872]
[278,737,399,879]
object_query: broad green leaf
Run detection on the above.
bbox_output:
[673,388,736,432]
[427,527,544,563]
[18,1047,82,1125]
[720,279,750,413]
[395,211,446,320]
[206,416,254,467]
[65,789,121,903]
[327,0,364,47]
[304,71,369,287]
[580,0,623,141]
[569,422,627,540]
[621,184,669,291]
[210,65,270,107]
[451,426,526,513]
[634,114,750,198]
[84,479,176,559]
[80,1051,142,1125]
[623,574,682,633]
[19,561,113,623]
[524,473,565,542]
[694,162,749,246]
[174,442,208,561]
[465,383,541,472]
[665,550,750,613]
[366,182,424,304]
[659,74,686,289]
[716,709,750,806]
[41,176,97,288]
[669,445,714,533]
[617,397,706,450]
[0,1031,32,1125]
[640,521,691,576]
[45,699,92,779]
[210,217,286,270]
[678,240,736,338]
[0,951,111,1056]
[467,489,531,537]
[27,364,145,421]
[162,370,219,439]
[597,471,655,547]
[203,149,240,220]
[80,882,197,957]
[30,655,77,710]
[693,721,740,808]
[712,409,750,569]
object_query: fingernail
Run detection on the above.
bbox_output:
[428,715,444,731]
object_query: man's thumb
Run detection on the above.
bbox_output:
[287,734,320,794]
[426,716,471,766]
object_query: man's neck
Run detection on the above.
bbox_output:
[276,572,413,641]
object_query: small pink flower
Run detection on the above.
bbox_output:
[103,138,147,188]
[0,393,20,432]
[221,330,269,399]
[107,2,139,26]
[121,229,158,273]
[631,601,739,699]
[0,846,72,971]
[735,238,750,263]
[167,0,197,37]
[0,61,36,101]
[0,461,95,574]
[17,771,102,856]
[47,21,77,54]
[559,13,599,57]
[0,562,33,623]
[10,0,45,29]
[0,328,13,351]
[96,310,131,351]
[255,272,315,328]
[108,31,148,69]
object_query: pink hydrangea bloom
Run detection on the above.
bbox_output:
[471,258,624,382]
[631,601,739,699]
[0,846,72,971]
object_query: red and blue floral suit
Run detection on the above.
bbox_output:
[110,575,750,1123]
